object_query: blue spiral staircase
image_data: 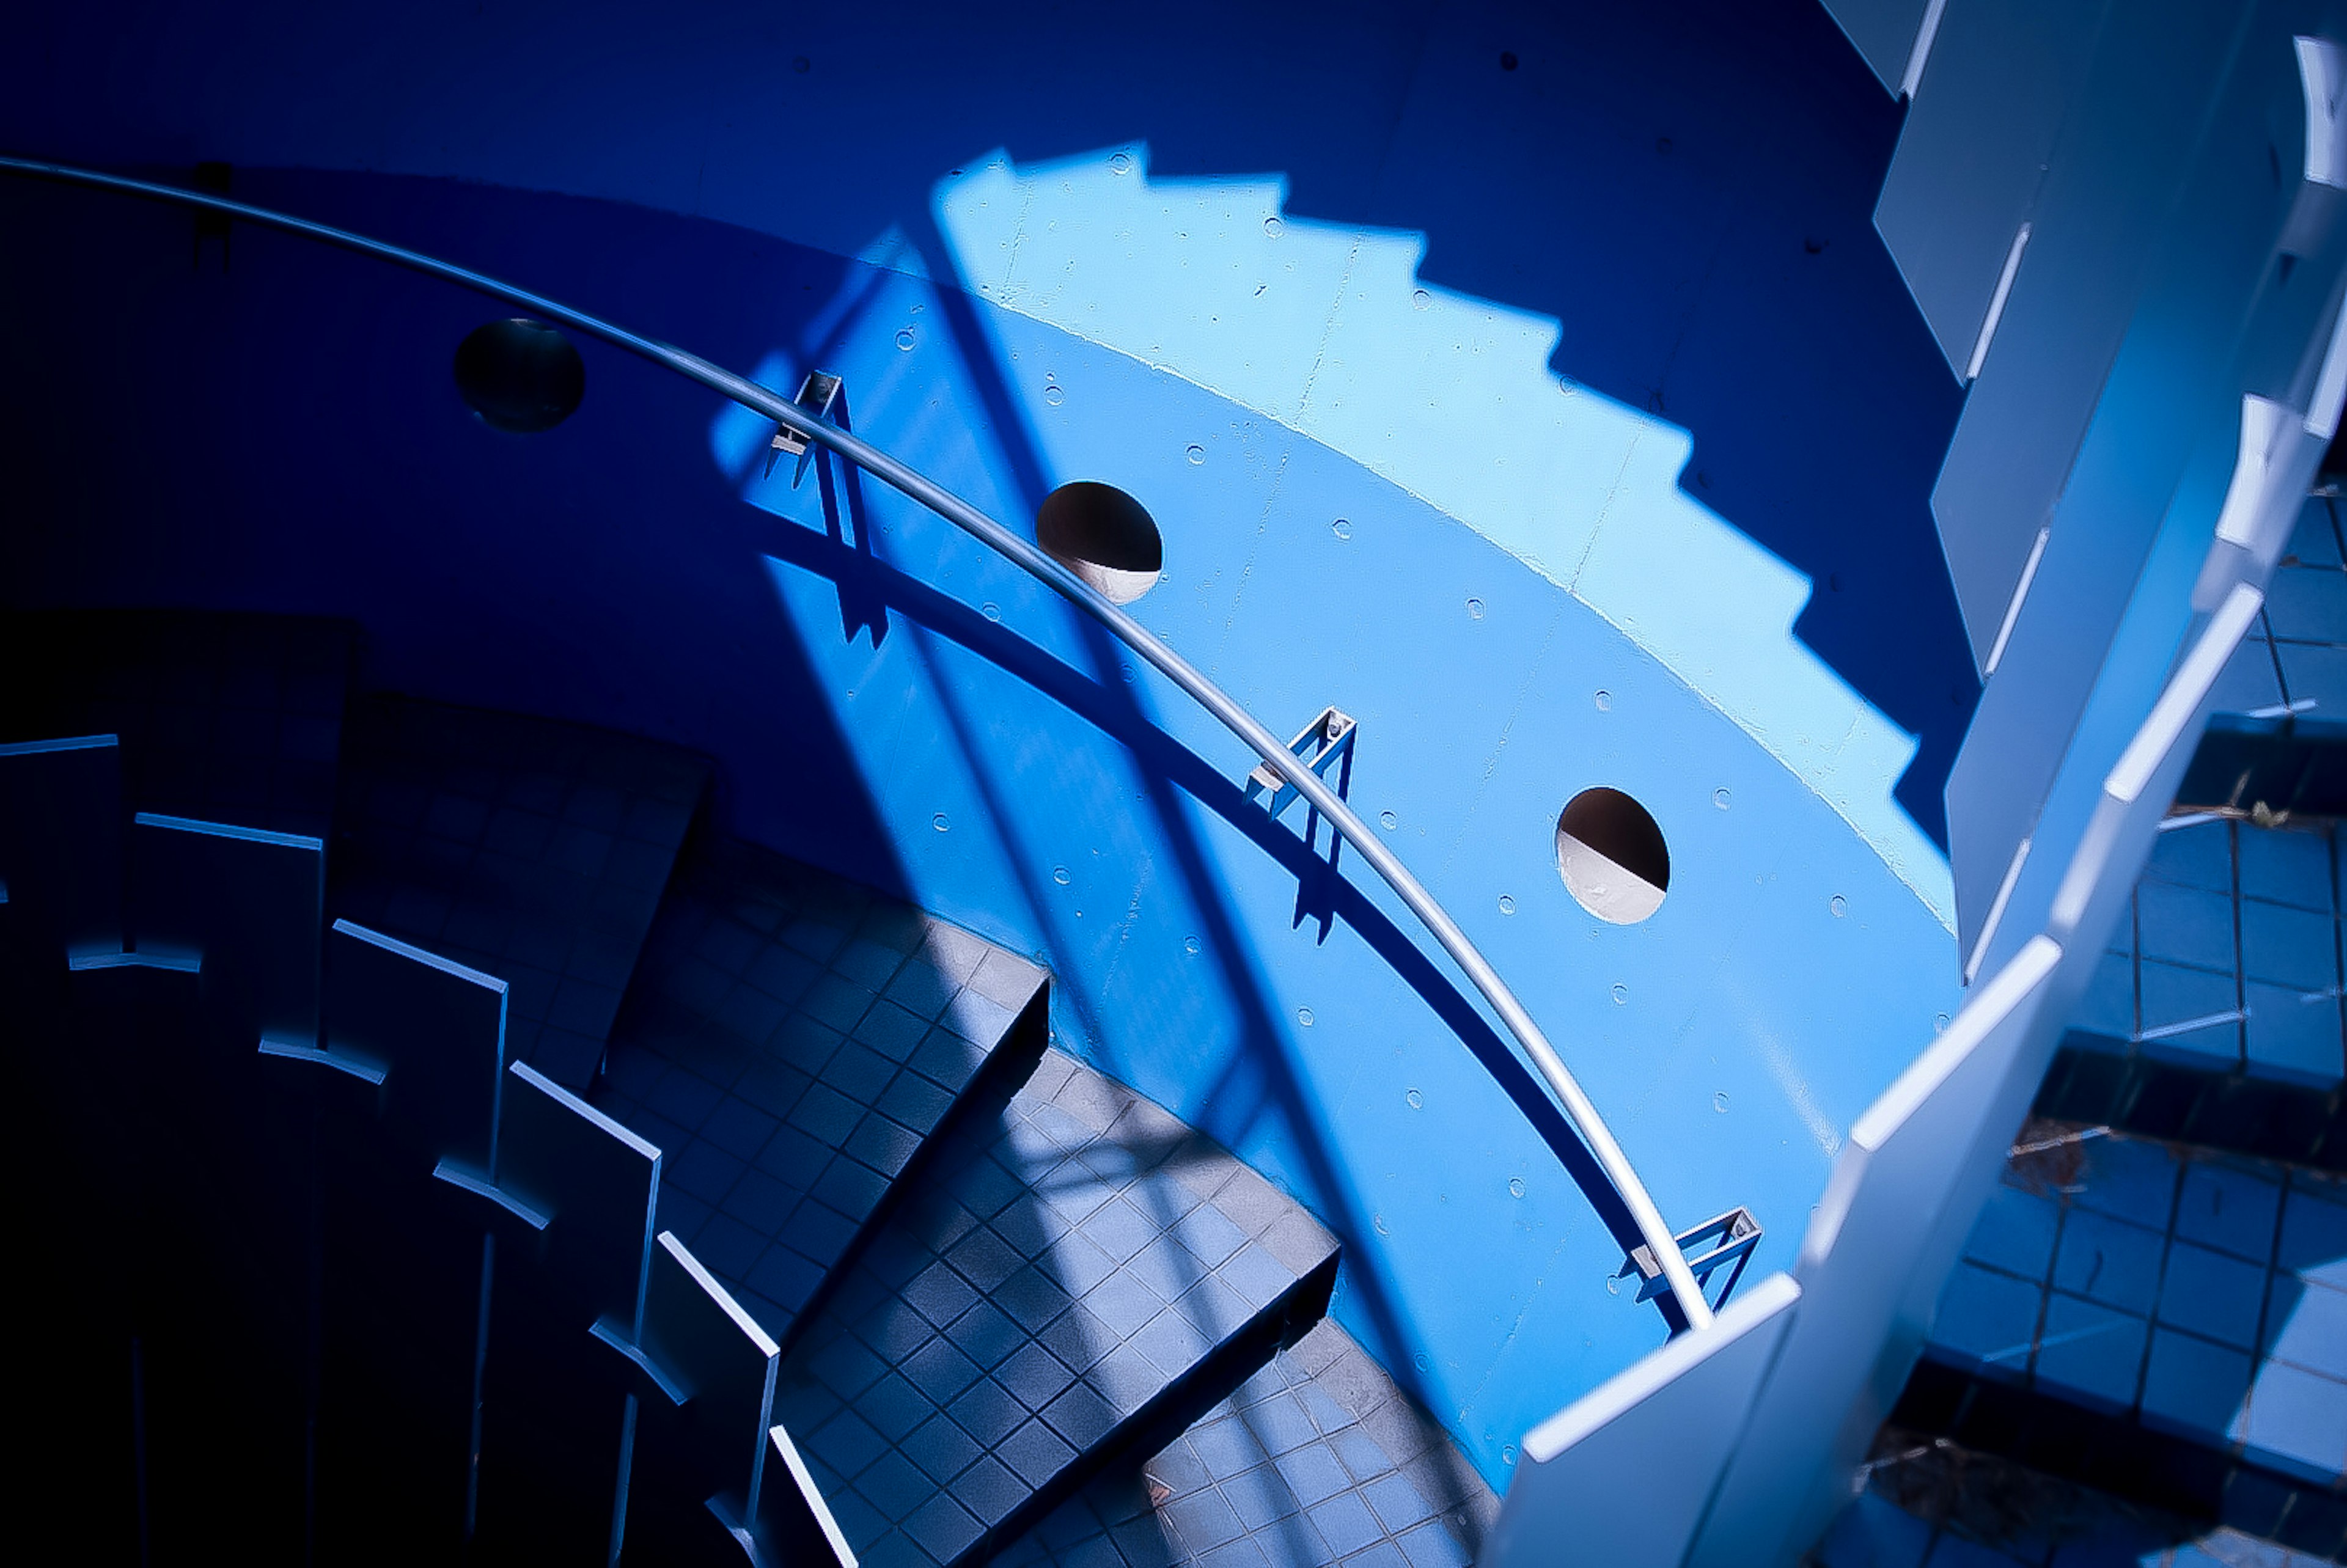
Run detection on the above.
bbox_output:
[18,1,2347,1564]
[1,607,1505,1566]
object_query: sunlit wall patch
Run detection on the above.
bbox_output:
[935,142,1954,929]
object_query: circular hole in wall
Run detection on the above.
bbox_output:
[1035,481,1163,604]
[454,318,585,433]
[1555,788,1669,925]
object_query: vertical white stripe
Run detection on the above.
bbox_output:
[2306,294,2347,441]
[2296,37,2347,188]
[1983,525,2052,677]
[1964,835,2032,985]
[1900,0,1952,100]
[2215,397,2290,546]
[2105,582,2265,804]
[1966,223,2032,383]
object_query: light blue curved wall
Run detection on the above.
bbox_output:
[0,0,1972,1484]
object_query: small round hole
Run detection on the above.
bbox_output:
[454,318,584,433]
[1035,481,1163,605]
[1555,787,1670,925]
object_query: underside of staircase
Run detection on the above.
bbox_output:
[0,607,1493,1567]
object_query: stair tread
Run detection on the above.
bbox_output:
[590,839,1047,1340]
[772,1050,1340,1568]
[0,609,354,840]
[999,1320,1496,1568]
[1926,1123,2347,1491]
[327,694,708,1090]
[2037,813,2346,1167]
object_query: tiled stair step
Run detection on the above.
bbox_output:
[2032,811,2346,1168]
[2180,720,2347,821]
[2036,1044,2347,1173]
[589,837,1051,1344]
[1001,1319,1499,1568]
[1891,1360,2347,1557]
[0,608,355,839]
[770,1050,1342,1568]
[2189,496,2347,818]
[326,694,708,1091]
[1922,1122,2347,1509]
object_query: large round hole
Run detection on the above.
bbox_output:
[1555,788,1669,925]
[1036,481,1162,604]
[454,318,585,433]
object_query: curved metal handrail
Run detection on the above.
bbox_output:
[0,154,1714,1330]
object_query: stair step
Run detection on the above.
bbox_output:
[0,609,354,840]
[1922,1120,2347,1498]
[2029,811,2346,1169]
[999,1320,1497,1568]
[770,1050,1340,1568]
[326,694,708,1090]
[592,838,1051,1344]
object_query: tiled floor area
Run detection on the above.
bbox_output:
[1810,1429,2343,1567]
[327,694,708,1089]
[1926,1123,2347,1488]
[592,838,1047,1341]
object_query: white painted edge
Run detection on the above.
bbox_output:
[70,947,200,973]
[2308,285,2347,441]
[0,733,118,756]
[1898,0,1952,100]
[2046,791,2127,939]
[1965,223,2032,383]
[589,1317,688,1405]
[2136,1009,2246,1042]
[1802,933,2060,1291]
[133,810,323,853]
[329,916,509,992]
[257,1035,388,1085]
[510,1058,662,1160]
[1983,525,2051,677]
[1962,835,2032,984]
[2215,397,2291,547]
[2106,582,2264,804]
[432,1156,553,1229]
[1519,1272,1802,1464]
[1845,935,2063,1164]
[2297,37,2347,189]
[656,1229,782,1358]
[769,1424,861,1568]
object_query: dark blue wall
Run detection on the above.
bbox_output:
[0,0,1972,1481]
